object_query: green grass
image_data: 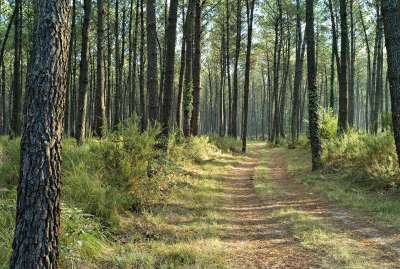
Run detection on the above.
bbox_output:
[0,128,234,268]
[285,145,400,229]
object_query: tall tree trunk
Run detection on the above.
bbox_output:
[94,0,106,137]
[241,0,255,153]
[161,0,179,137]
[114,0,122,127]
[305,0,322,170]
[225,0,233,136]
[190,0,202,136]
[139,0,147,131]
[183,0,195,136]
[76,0,92,144]
[10,0,71,267]
[291,0,304,144]
[348,0,355,127]
[338,0,349,133]
[360,8,371,131]
[10,0,22,137]
[146,0,159,126]
[382,0,400,166]
[176,4,186,130]
[232,0,242,138]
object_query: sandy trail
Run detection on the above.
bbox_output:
[220,143,400,269]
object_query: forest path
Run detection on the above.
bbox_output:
[219,143,400,269]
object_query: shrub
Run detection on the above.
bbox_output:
[319,108,337,140]
[0,137,20,187]
[323,130,399,188]
[210,136,242,153]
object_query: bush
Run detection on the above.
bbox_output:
[0,137,20,187]
[319,108,337,140]
[210,136,241,153]
[323,130,399,188]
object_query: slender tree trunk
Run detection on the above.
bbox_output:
[161,0,179,137]
[305,0,322,170]
[360,8,371,131]
[183,0,195,136]
[241,0,255,153]
[232,0,242,138]
[114,0,122,127]
[139,0,147,131]
[176,4,186,129]
[10,0,22,137]
[338,0,349,134]
[348,0,356,127]
[10,1,71,267]
[190,0,202,136]
[76,0,92,144]
[146,0,159,126]
[94,0,106,137]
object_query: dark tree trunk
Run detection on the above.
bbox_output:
[241,0,255,153]
[190,0,202,136]
[382,0,400,166]
[94,0,106,137]
[139,0,147,131]
[348,0,355,127]
[176,4,186,129]
[291,0,304,144]
[232,0,242,138]
[305,0,322,170]
[161,0,179,137]
[114,0,122,127]
[76,0,92,144]
[183,0,195,136]
[338,0,348,134]
[10,0,22,137]
[360,8,371,131]
[146,0,159,126]
[225,0,233,136]
[10,0,71,267]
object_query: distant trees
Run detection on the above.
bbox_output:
[10,0,71,267]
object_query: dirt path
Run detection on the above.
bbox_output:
[220,143,400,269]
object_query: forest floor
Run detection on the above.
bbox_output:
[216,143,400,268]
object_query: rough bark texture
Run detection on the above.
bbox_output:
[190,0,202,136]
[146,0,159,126]
[10,0,71,267]
[338,0,348,133]
[10,0,22,137]
[291,0,303,144]
[232,0,242,138]
[139,0,147,131]
[241,0,255,153]
[382,0,400,165]
[305,0,322,170]
[183,0,195,137]
[94,0,106,137]
[76,0,92,143]
[161,0,179,136]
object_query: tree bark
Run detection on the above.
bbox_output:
[94,0,106,137]
[382,0,400,166]
[305,0,322,170]
[338,0,348,134]
[161,0,179,137]
[232,0,242,138]
[190,0,202,136]
[10,0,22,137]
[76,0,92,144]
[146,0,159,126]
[10,0,71,267]
[241,0,255,153]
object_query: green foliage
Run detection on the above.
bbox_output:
[0,137,20,187]
[210,136,242,153]
[323,130,399,188]
[0,190,15,269]
[319,108,338,140]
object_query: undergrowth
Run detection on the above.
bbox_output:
[0,122,234,268]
